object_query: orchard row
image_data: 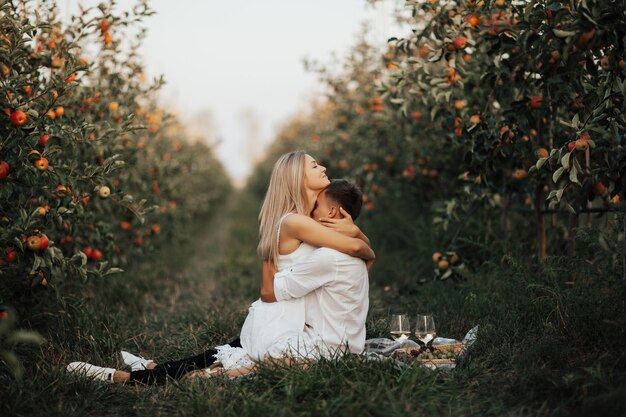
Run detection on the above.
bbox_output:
[251,0,625,277]
[0,1,229,303]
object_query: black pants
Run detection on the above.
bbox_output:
[129,338,241,384]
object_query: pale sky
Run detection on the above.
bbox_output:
[61,1,403,184]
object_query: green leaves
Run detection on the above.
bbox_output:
[552,29,577,38]
[561,152,571,170]
[569,165,580,185]
[553,166,565,183]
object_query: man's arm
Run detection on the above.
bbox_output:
[261,248,337,303]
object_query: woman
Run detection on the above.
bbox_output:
[67,151,374,383]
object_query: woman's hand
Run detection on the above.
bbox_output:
[319,207,371,248]
[318,207,359,237]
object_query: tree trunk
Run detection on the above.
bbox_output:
[535,187,547,261]
[502,193,510,247]
[567,214,579,286]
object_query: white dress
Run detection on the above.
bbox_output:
[214,214,318,369]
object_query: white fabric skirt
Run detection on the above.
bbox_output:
[213,298,320,371]
[239,298,317,361]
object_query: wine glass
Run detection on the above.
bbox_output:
[415,314,436,344]
[390,314,411,341]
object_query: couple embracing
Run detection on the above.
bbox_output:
[67,150,375,383]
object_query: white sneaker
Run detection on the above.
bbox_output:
[120,350,154,371]
[66,361,116,383]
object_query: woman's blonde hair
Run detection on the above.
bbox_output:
[258,150,309,265]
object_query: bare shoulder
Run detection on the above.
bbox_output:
[282,213,316,229]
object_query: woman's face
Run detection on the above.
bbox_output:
[303,154,330,191]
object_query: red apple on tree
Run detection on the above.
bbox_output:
[528,96,543,109]
[4,247,16,263]
[592,181,607,196]
[39,234,49,250]
[0,161,9,179]
[10,109,27,126]
[575,138,589,151]
[452,36,467,49]
[512,169,528,181]
[98,20,110,32]
[91,249,102,261]
[26,236,42,250]
[34,157,49,171]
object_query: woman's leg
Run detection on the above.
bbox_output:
[129,338,241,384]
[114,370,130,383]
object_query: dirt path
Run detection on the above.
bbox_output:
[152,190,245,313]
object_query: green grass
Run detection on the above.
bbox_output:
[2,190,625,417]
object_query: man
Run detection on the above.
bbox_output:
[67,179,371,383]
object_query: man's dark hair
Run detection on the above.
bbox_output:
[325,179,363,220]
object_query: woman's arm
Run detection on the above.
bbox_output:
[260,260,278,302]
[318,207,371,247]
[283,214,375,260]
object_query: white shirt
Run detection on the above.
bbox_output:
[273,247,369,355]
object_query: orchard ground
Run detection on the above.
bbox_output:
[1,188,625,417]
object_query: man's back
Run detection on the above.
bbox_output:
[273,247,369,355]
